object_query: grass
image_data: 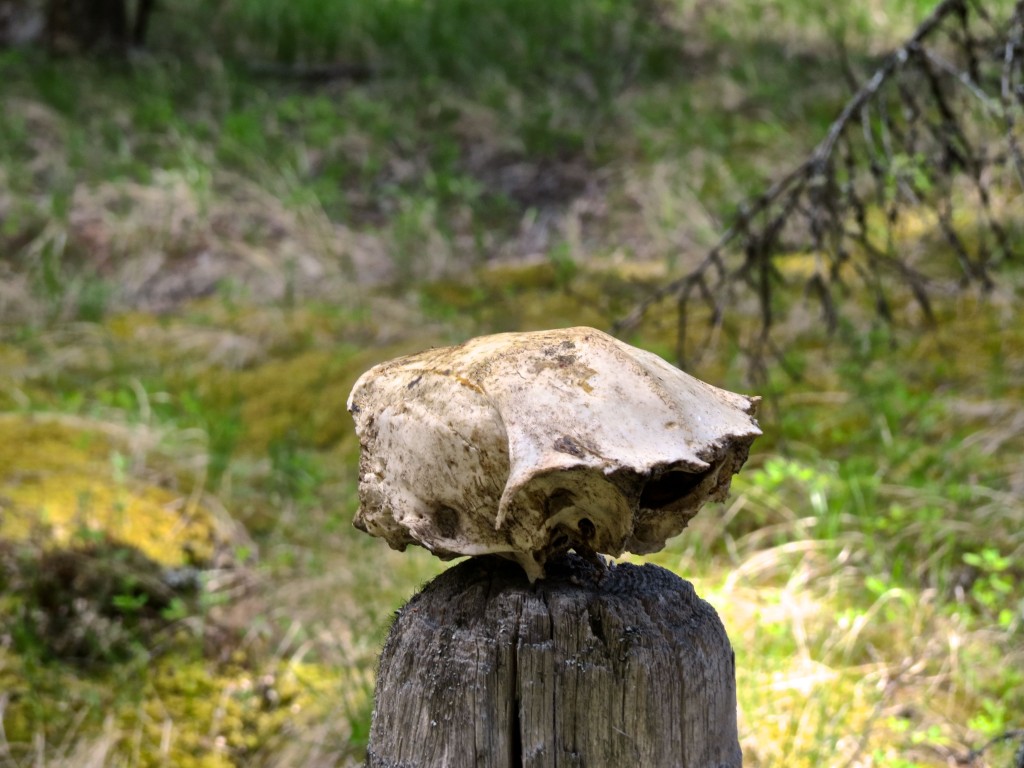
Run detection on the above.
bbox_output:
[0,0,1022,765]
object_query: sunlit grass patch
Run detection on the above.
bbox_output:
[0,413,219,567]
[627,282,1024,765]
[652,521,1022,767]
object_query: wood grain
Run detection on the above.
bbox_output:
[368,554,740,767]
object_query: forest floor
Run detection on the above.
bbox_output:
[0,1,1022,766]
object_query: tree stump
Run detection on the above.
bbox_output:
[367,554,741,768]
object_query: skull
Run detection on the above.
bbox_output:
[347,327,761,581]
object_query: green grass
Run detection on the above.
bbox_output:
[0,0,1022,765]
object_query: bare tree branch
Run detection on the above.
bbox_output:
[615,0,1024,371]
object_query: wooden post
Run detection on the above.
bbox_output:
[367,553,741,768]
[348,329,759,766]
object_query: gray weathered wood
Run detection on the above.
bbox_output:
[367,554,741,768]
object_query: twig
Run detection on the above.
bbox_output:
[614,0,1024,368]
[1001,4,1024,189]
[961,728,1024,765]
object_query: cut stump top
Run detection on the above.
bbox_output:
[368,554,741,768]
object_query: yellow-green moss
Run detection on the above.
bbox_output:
[0,648,360,768]
[114,656,354,768]
[193,343,430,455]
[0,649,29,739]
[421,262,626,336]
[0,344,29,408]
[477,261,560,292]
[0,414,217,566]
[104,310,163,340]
[0,343,29,371]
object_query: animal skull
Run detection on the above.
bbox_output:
[347,327,761,581]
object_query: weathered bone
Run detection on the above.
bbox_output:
[347,327,760,581]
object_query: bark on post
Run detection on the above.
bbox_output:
[367,553,741,768]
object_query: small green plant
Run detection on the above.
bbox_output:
[5,540,197,666]
[547,239,579,290]
[180,391,243,489]
[74,272,114,322]
[962,548,1018,631]
[268,433,323,506]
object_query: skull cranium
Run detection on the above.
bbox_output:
[348,327,761,581]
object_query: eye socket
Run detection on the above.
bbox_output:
[639,467,714,509]
[577,517,595,540]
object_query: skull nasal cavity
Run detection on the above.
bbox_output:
[639,468,714,509]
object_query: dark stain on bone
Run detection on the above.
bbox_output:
[554,435,585,457]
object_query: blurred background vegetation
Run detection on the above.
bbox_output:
[0,0,1021,765]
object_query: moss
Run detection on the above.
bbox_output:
[0,648,357,767]
[0,648,30,740]
[421,261,650,336]
[0,344,30,409]
[0,644,119,743]
[139,660,320,757]
[0,414,217,567]
[116,657,352,767]
[104,310,163,340]
[0,343,29,371]
[193,343,428,455]
[477,261,560,292]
